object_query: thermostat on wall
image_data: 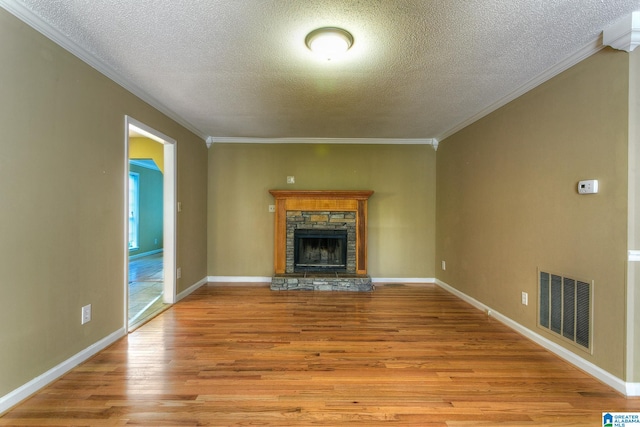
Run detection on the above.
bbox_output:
[578,179,598,194]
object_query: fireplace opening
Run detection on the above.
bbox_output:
[294,229,348,273]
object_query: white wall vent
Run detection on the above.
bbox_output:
[538,270,593,353]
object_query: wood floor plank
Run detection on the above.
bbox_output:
[2,284,640,426]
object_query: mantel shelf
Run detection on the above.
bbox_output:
[269,190,374,200]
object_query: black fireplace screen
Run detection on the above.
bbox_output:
[294,229,348,273]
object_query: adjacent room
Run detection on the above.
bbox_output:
[2,1,640,424]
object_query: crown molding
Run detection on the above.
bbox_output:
[0,0,208,142]
[436,37,603,143]
[206,136,438,150]
[603,11,640,52]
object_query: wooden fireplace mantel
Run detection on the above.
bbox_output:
[269,190,374,275]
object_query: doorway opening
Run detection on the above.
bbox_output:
[125,116,176,331]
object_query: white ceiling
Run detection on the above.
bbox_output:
[4,0,640,142]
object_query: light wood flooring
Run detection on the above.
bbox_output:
[2,284,640,426]
[128,253,169,329]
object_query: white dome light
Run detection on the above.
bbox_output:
[305,27,354,60]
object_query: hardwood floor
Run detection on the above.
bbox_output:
[128,253,168,329]
[2,284,640,426]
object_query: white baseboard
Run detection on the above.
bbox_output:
[626,382,640,396]
[372,277,434,284]
[176,276,208,301]
[207,276,272,284]
[0,327,126,415]
[207,276,434,284]
[434,279,633,396]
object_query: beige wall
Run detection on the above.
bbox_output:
[208,143,436,278]
[0,9,207,397]
[436,48,630,378]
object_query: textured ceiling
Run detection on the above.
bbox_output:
[6,0,640,141]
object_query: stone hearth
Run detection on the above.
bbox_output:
[269,190,374,291]
[271,274,373,292]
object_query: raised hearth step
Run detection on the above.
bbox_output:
[271,274,373,292]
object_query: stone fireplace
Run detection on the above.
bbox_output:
[269,190,373,291]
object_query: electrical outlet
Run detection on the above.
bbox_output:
[81,304,92,325]
[268,205,276,212]
[287,176,295,184]
[521,292,528,306]
[441,260,446,270]
[177,267,182,279]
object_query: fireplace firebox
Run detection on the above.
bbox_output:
[294,229,347,273]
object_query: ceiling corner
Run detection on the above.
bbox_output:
[603,10,640,52]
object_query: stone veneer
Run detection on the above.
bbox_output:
[285,210,357,274]
[273,210,373,291]
[271,274,373,291]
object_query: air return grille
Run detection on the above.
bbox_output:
[538,270,592,352]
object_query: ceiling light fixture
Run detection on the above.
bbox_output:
[305,27,354,60]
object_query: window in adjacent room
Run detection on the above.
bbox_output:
[128,171,140,250]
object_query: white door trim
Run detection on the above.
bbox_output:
[124,116,177,332]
